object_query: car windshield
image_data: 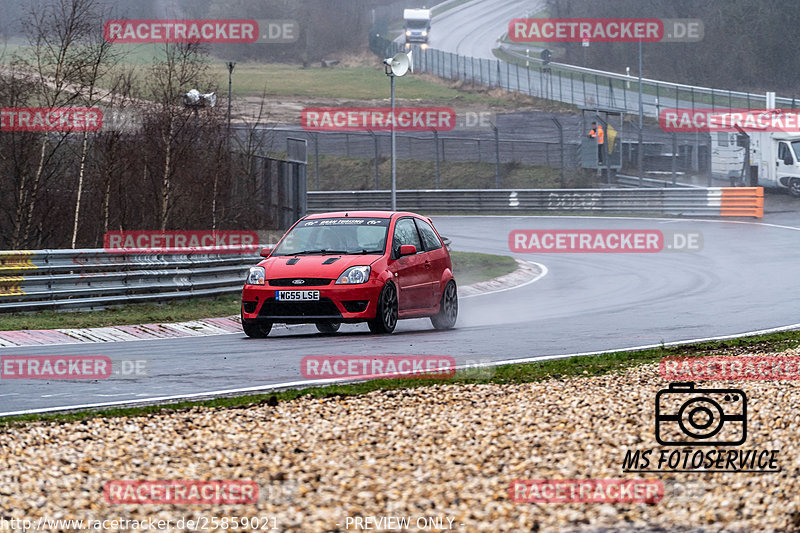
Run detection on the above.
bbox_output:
[406,20,429,29]
[272,217,390,256]
[791,141,800,163]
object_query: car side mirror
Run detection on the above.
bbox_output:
[260,245,275,257]
[399,244,417,256]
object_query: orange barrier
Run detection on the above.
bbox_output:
[720,187,763,217]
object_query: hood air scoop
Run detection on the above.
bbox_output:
[322,257,340,264]
[286,257,300,265]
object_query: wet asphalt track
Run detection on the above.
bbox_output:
[2,212,800,415]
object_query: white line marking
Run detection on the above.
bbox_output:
[461,261,547,298]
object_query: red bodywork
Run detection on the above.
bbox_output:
[241,211,454,327]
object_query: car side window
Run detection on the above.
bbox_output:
[392,218,422,253]
[779,142,792,163]
[414,218,442,251]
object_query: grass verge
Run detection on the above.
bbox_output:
[0,251,517,332]
[3,330,799,427]
[300,155,593,191]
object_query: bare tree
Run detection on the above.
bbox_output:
[68,2,121,248]
[145,41,215,230]
[14,0,101,248]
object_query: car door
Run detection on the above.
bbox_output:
[414,217,447,308]
[390,217,428,311]
[777,141,794,185]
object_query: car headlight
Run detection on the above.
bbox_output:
[335,266,371,284]
[405,30,411,36]
[421,30,428,36]
[246,266,265,285]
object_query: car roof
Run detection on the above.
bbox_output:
[304,211,424,220]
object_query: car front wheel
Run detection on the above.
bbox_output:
[241,313,272,338]
[790,178,800,198]
[431,280,458,330]
[368,282,398,334]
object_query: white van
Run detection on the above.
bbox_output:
[403,8,431,44]
[711,123,800,197]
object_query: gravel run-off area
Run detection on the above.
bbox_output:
[2,349,800,532]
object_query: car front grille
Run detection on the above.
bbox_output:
[258,297,342,319]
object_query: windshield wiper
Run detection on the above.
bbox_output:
[356,249,384,254]
[290,249,349,255]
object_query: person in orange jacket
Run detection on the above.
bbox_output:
[588,121,604,164]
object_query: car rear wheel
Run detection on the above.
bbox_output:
[315,321,341,334]
[431,280,458,330]
[368,282,398,334]
[241,313,272,338]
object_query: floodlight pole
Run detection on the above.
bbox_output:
[637,40,644,183]
[390,72,397,210]
[227,61,235,148]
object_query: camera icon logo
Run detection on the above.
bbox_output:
[655,382,747,446]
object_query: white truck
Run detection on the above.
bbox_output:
[403,8,431,45]
[710,114,800,197]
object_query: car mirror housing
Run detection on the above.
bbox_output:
[260,245,275,257]
[399,244,417,256]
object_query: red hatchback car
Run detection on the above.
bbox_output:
[241,211,458,337]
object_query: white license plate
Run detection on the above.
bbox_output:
[275,290,320,301]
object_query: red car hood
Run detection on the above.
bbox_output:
[260,254,381,279]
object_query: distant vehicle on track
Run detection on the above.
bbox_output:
[403,8,431,45]
[710,111,800,196]
[241,211,457,337]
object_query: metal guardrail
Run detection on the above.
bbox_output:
[308,188,763,217]
[373,37,798,119]
[0,248,261,312]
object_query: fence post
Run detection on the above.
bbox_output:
[672,132,677,186]
[551,117,564,188]
[608,78,615,107]
[539,66,544,97]
[494,125,500,188]
[582,74,586,105]
[527,64,531,96]
[314,132,320,189]
[571,72,575,104]
[595,74,600,105]
[434,130,440,188]
[373,132,379,190]
[496,60,501,88]
[558,72,562,102]
[516,62,520,93]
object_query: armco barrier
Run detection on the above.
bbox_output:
[308,188,763,218]
[0,248,261,312]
